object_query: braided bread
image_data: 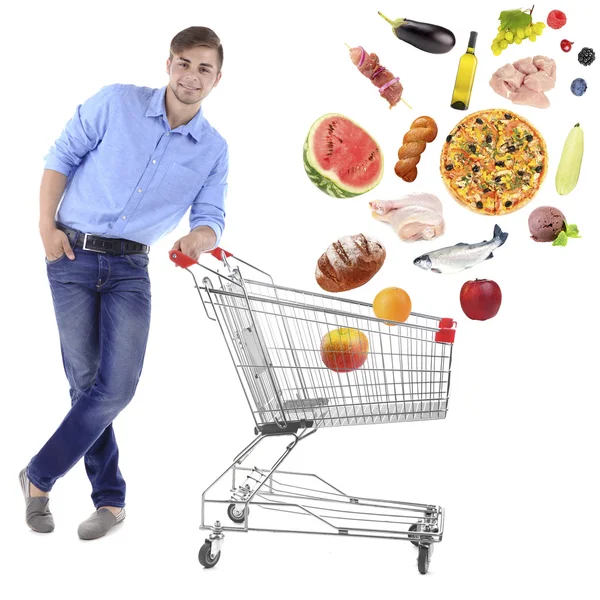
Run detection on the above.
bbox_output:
[394,117,438,182]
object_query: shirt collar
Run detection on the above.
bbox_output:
[145,86,204,143]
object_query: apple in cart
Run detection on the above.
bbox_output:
[459,279,502,321]
[320,327,369,373]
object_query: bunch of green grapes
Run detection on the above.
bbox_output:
[491,21,546,56]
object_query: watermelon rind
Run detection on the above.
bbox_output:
[303,113,384,198]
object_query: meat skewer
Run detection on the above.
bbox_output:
[346,44,412,109]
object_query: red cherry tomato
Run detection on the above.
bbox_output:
[561,40,574,52]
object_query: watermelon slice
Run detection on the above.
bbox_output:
[303,114,384,198]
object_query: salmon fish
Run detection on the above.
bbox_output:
[413,225,509,274]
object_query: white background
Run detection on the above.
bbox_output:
[1,0,598,598]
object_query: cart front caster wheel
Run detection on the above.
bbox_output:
[417,545,431,575]
[198,542,221,568]
[227,503,248,524]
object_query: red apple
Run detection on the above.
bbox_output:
[460,279,502,321]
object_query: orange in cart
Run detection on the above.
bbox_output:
[320,327,369,373]
[373,287,412,325]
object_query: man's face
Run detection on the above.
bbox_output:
[166,46,222,106]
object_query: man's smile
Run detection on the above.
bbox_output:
[179,82,200,91]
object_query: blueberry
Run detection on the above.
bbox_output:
[571,78,588,97]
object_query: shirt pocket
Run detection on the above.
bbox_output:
[156,162,205,206]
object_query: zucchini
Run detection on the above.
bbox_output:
[556,123,584,196]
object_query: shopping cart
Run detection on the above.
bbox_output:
[170,247,457,574]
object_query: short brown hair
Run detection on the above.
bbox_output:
[169,26,224,71]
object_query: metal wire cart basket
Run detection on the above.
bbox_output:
[170,247,457,574]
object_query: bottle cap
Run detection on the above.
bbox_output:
[468,31,478,48]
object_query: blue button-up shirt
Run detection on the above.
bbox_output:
[44,83,228,248]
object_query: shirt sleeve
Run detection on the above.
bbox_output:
[189,143,229,251]
[43,85,115,177]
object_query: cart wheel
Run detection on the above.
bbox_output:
[227,503,248,524]
[198,541,221,568]
[417,545,431,575]
[408,523,420,547]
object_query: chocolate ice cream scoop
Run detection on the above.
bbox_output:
[528,206,566,242]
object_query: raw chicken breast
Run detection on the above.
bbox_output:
[489,56,556,108]
[533,55,557,80]
[513,57,538,75]
[523,71,555,92]
[370,193,444,242]
[510,86,550,109]
[489,64,526,98]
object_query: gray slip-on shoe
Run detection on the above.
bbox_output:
[78,508,126,540]
[19,468,55,533]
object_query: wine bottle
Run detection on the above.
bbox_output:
[450,32,478,110]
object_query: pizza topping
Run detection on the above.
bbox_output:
[473,165,480,172]
[476,118,483,124]
[505,201,513,207]
[535,165,543,172]
[495,160,505,167]
[446,135,453,142]
[476,201,484,209]
[504,113,513,119]
[526,134,533,142]
[445,164,454,171]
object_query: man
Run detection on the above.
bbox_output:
[19,26,228,540]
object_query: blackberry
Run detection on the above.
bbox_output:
[578,47,595,66]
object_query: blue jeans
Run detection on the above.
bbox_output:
[27,246,151,508]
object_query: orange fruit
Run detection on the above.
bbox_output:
[372,287,412,325]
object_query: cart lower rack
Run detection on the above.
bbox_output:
[170,248,456,574]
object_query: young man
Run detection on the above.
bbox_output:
[19,26,228,540]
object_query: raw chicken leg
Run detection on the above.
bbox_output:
[370,193,445,242]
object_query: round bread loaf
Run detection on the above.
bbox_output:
[315,234,386,292]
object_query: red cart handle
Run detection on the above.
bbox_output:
[169,247,234,269]
[435,318,457,343]
[168,250,198,268]
[209,247,233,259]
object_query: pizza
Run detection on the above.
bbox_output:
[440,109,547,215]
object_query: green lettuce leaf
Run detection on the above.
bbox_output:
[552,231,568,246]
[499,9,533,31]
[566,224,581,238]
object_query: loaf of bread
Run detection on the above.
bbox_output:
[315,234,386,293]
[394,116,438,182]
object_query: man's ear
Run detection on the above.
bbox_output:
[166,58,172,75]
[213,71,222,87]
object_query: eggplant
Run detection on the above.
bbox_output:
[378,12,456,54]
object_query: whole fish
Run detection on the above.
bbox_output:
[413,225,509,274]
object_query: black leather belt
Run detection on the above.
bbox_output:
[56,223,150,255]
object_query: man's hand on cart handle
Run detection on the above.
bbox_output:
[170,226,216,261]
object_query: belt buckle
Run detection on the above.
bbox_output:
[82,233,107,253]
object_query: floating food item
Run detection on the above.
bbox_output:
[369,193,445,242]
[489,56,556,109]
[347,45,406,109]
[303,114,384,198]
[395,117,438,182]
[377,11,455,54]
[413,225,509,274]
[440,109,547,215]
[555,123,584,196]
